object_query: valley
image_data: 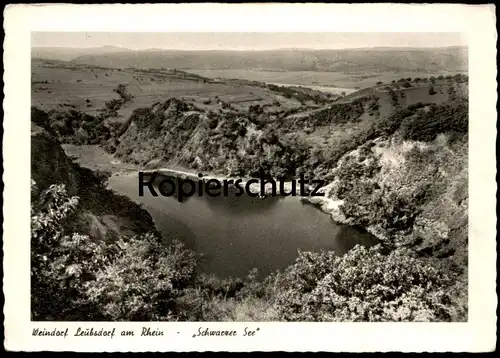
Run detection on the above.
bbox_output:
[31,46,469,322]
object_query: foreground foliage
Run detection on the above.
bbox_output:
[31,180,466,322]
[272,246,467,322]
[31,181,199,321]
[31,76,468,322]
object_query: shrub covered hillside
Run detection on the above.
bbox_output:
[308,98,468,287]
[98,94,385,181]
[31,180,200,320]
[31,76,467,183]
[32,176,466,321]
[31,75,468,322]
[112,76,468,181]
[31,126,200,320]
[31,122,156,242]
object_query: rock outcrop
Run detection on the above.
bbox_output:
[31,122,157,241]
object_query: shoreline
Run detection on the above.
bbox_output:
[63,144,389,243]
[300,194,390,244]
[142,168,390,244]
[143,168,390,244]
[141,167,314,198]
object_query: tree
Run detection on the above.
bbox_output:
[113,84,134,103]
[447,84,457,101]
[31,182,100,320]
[85,236,198,321]
[31,180,200,321]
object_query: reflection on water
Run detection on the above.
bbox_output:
[108,173,381,279]
[147,208,198,249]
[200,190,282,216]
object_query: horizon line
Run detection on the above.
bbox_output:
[32,44,467,52]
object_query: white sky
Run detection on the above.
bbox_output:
[31,32,466,51]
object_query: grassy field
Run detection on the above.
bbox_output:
[32,59,316,121]
[186,69,466,89]
[32,58,466,123]
[31,52,469,323]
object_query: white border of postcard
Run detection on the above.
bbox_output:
[3,3,497,352]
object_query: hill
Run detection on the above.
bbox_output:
[32,67,468,263]
[31,45,130,61]
[30,60,469,322]
[30,121,158,242]
[31,58,332,119]
[31,46,468,75]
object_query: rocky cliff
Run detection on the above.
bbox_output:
[31,122,157,241]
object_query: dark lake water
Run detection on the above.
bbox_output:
[108,173,380,279]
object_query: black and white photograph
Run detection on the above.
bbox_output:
[3,3,497,353]
[29,31,470,322]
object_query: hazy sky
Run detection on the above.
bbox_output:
[32,32,466,50]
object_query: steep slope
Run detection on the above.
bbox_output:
[110,75,469,271]
[109,75,467,179]
[307,100,468,270]
[31,71,469,269]
[30,71,469,322]
[31,122,157,241]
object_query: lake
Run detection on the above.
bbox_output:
[107,172,380,279]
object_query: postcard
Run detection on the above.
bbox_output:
[3,3,497,352]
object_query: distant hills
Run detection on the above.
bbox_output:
[32,46,468,73]
[31,45,128,61]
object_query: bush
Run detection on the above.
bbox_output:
[85,236,199,321]
[206,113,219,129]
[367,103,425,140]
[113,84,134,102]
[388,89,399,108]
[447,85,457,101]
[32,106,110,145]
[98,84,135,119]
[274,245,465,322]
[400,102,468,142]
[292,96,378,130]
[31,181,200,321]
